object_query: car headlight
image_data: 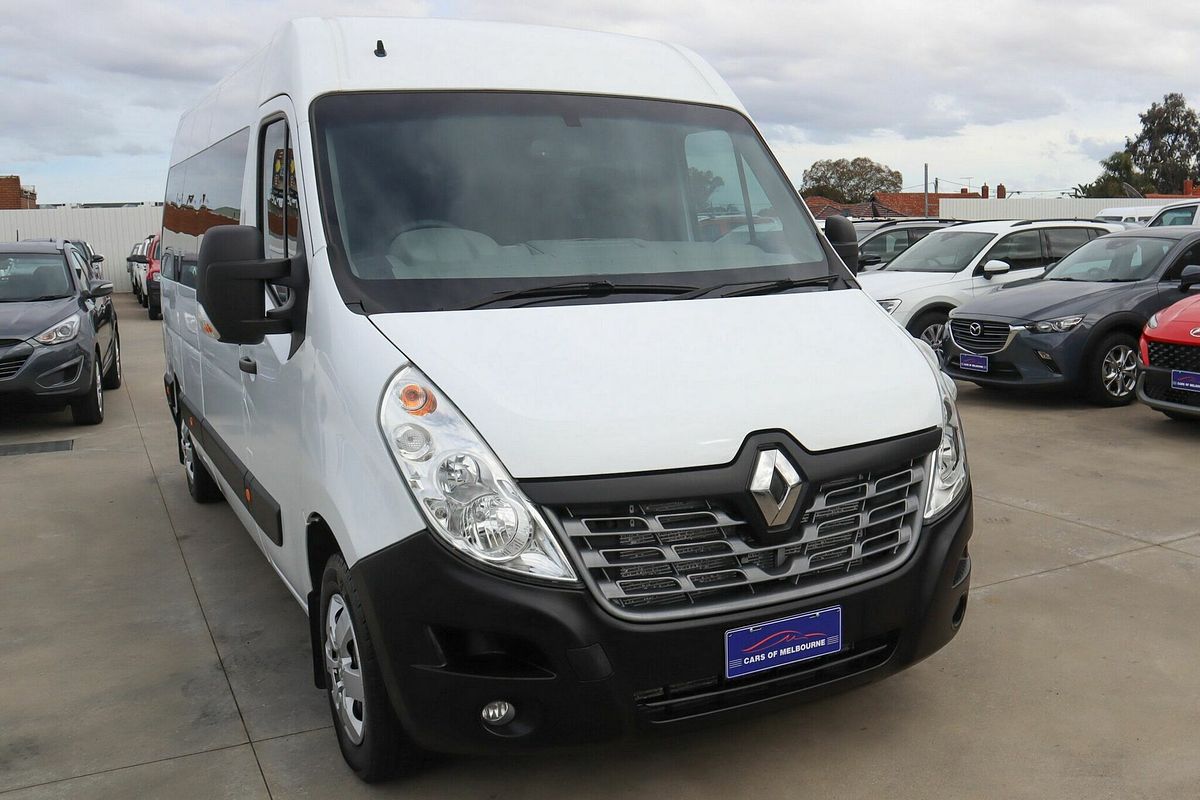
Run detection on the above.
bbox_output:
[1025,315,1083,333]
[878,298,902,314]
[1147,313,1159,330]
[925,370,969,521]
[32,314,81,345]
[379,365,576,583]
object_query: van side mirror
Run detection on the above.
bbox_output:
[982,260,1010,278]
[1180,264,1200,291]
[823,215,859,273]
[196,225,307,348]
[87,280,113,298]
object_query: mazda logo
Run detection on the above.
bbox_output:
[749,449,804,527]
[1191,327,1200,338]
[969,322,982,336]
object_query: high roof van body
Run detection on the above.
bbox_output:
[160,17,973,781]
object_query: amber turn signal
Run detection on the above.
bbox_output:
[399,383,437,416]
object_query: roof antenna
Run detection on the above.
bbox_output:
[374,39,387,57]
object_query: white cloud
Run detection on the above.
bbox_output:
[2,0,1199,202]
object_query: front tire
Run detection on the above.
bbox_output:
[908,310,950,357]
[179,420,223,503]
[70,357,104,425]
[101,330,122,389]
[320,554,415,783]
[1083,332,1138,406]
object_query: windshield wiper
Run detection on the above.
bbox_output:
[465,280,698,310]
[675,273,837,301]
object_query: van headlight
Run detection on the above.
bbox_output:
[379,366,576,583]
[925,371,969,520]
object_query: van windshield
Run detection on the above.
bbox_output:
[312,92,833,312]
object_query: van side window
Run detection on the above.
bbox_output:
[684,131,776,245]
[260,118,302,304]
[982,230,1044,271]
[162,128,250,290]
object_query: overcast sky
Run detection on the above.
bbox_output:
[3,0,1198,204]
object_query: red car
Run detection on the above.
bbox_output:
[145,234,162,321]
[1138,265,1200,420]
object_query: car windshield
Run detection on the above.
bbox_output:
[0,254,73,301]
[884,231,994,273]
[312,92,831,312]
[1043,236,1173,282]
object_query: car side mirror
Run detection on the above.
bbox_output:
[982,259,1010,278]
[129,254,148,264]
[823,215,860,274]
[91,254,105,264]
[196,224,307,351]
[87,280,113,298]
[1181,264,1200,291]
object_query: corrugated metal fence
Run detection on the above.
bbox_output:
[940,197,1172,222]
[0,206,162,292]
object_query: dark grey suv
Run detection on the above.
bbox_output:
[943,226,1200,405]
[0,240,121,424]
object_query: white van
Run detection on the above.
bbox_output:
[160,18,973,782]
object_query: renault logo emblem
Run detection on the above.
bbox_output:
[1191,327,1200,338]
[749,449,803,527]
[969,322,982,336]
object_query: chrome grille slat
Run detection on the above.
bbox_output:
[554,457,928,618]
[0,356,29,380]
[950,318,1014,355]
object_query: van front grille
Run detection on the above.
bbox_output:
[548,458,926,621]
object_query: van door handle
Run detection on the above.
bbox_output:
[239,356,258,375]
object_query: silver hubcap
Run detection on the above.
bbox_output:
[325,594,366,744]
[180,425,195,485]
[1102,344,1137,397]
[114,336,121,382]
[920,322,946,347]
[95,362,103,412]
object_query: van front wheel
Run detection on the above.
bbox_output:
[320,554,416,782]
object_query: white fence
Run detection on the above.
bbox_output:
[940,197,1173,222]
[0,205,162,292]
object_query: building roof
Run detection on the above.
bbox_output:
[173,18,742,164]
[804,196,902,220]
[871,191,981,217]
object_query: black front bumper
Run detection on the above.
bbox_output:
[1137,366,1200,417]
[351,491,973,755]
[0,339,93,402]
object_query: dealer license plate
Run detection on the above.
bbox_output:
[725,606,842,679]
[959,353,989,372]
[1172,369,1200,393]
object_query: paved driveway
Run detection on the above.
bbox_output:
[2,295,1198,798]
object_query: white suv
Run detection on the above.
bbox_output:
[857,219,1120,345]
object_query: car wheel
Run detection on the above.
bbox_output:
[179,420,223,503]
[101,329,122,389]
[71,356,104,425]
[148,300,161,321]
[321,554,415,783]
[908,310,949,353]
[1084,332,1139,406]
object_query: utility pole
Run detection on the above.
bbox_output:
[923,163,929,217]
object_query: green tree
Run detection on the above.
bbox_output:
[799,184,848,204]
[1124,93,1200,193]
[687,168,725,212]
[1073,151,1156,198]
[799,157,902,203]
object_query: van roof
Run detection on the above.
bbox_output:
[171,17,742,166]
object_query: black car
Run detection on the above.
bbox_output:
[944,226,1200,405]
[0,240,121,424]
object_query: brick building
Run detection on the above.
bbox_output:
[0,175,37,209]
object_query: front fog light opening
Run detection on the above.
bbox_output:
[481,700,516,727]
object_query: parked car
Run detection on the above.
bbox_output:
[857,219,958,270]
[144,234,162,320]
[0,240,120,424]
[127,240,146,296]
[943,227,1200,405]
[1147,200,1199,228]
[130,234,155,304]
[1137,268,1200,419]
[858,219,1121,346]
[160,17,973,782]
[1094,205,1159,227]
[27,238,105,278]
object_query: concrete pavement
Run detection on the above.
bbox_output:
[1,294,1198,798]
